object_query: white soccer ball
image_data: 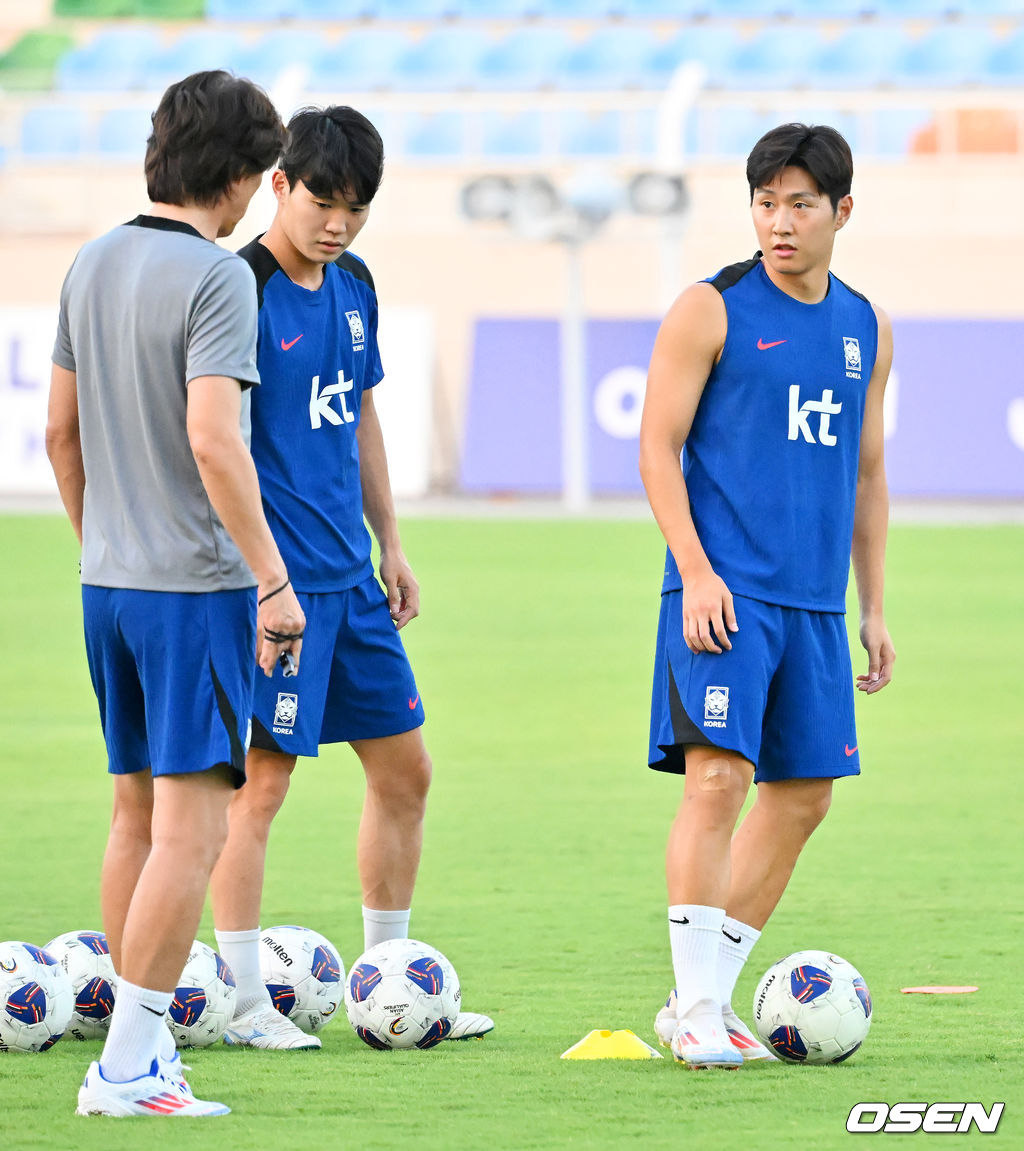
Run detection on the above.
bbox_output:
[166,940,237,1048]
[0,941,74,1052]
[43,930,117,1040]
[259,925,345,1034]
[345,938,460,1051]
[752,949,872,1064]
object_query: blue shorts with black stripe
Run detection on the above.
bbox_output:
[649,589,860,782]
[251,574,424,757]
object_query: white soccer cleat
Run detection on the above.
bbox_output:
[222,1003,322,1050]
[76,1058,230,1117]
[654,989,678,1048]
[446,1011,495,1040]
[670,1010,744,1070]
[723,1006,778,1062]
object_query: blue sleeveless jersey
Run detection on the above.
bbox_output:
[662,255,877,612]
[238,239,383,592]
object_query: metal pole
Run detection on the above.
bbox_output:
[560,236,588,511]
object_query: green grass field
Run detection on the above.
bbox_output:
[2,514,1022,1150]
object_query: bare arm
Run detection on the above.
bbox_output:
[187,375,305,675]
[639,282,735,654]
[357,387,418,629]
[45,364,85,545]
[851,306,895,694]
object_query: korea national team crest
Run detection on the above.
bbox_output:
[843,336,861,378]
[273,692,298,734]
[704,686,729,728]
[346,310,365,351]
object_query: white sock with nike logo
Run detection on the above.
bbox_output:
[718,916,760,1013]
[668,904,726,1021]
[98,979,173,1084]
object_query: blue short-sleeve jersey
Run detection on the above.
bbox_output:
[662,255,878,612]
[238,238,384,593]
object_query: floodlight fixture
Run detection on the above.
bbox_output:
[628,172,689,218]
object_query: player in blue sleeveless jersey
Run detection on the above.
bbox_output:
[639,125,895,1068]
[209,106,491,1047]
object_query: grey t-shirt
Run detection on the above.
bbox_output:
[53,216,260,591]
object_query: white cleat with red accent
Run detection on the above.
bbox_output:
[670,1013,743,1070]
[76,1058,230,1117]
[722,1006,777,1061]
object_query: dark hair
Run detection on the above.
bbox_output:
[279,106,384,204]
[145,70,286,208]
[746,123,853,211]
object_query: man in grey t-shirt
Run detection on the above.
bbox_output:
[46,71,303,1119]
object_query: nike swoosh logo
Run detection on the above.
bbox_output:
[722,930,742,944]
[281,334,303,351]
[669,917,690,925]
[408,694,420,710]
[140,1004,165,1017]
[845,744,858,757]
[757,338,787,350]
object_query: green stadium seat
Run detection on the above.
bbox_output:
[53,0,134,16]
[132,0,205,16]
[0,30,75,91]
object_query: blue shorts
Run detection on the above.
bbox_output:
[648,590,859,783]
[82,586,255,787]
[251,575,424,757]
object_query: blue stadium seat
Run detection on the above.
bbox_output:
[205,0,295,18]
[56,27,161,91]
[862,107,933,154]
[870,0,969,14]
[306,28,412,91]
[391,27,493,91]
[617,0,714,15]
[698,106,779,156]
[532,0,622,15]
[559,109,624,155]
[475,27,571,91]
[480,110,546,156]
[646,26,742,89]
[403,110,464,157]
[454,0,542,14]
[787,0,876,14]
[96,106,153,159]
[370,0,460,17]
[234,30,325,90]
[20,104,90,157]
[290,0,371,14]
[890,22,995,87]
[717,25,825,90]
[806,23,908,89]
[984,27,1024,85]
[145,30,244,93]
[556,26,659,90]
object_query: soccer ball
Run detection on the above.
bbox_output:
[43,930,117,1040]
[752,950,872,1064]
[259,925,345,1034]
[345,938,460,1051]
[0,941,74,1052]
[166,940,237,1048]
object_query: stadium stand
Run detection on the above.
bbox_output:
[145,28,245,92]
[890,22,997,88]
[474,26,571,90]
[96,105,153,157]
[306,27,412,90]
[986,25,1024,84]
[0,30,74,92]
[55,26,162,91]
[715,24,825,89]
[391,26,495,90]
[19,103,89,157]
[480,108,546,156]
[557,26,660,90]
[804,23,907,90]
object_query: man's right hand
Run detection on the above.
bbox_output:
[256,580,305,677]
[681,567,738,654]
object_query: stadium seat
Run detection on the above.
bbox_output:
[133,0,204,16]
[617,0,714,15]
[890,23,995,87]
[391,27,493,91]
[479,110,546,156]
[806,23,908,89]
[53,0,132,15]
[403,110,464,157]
[556,27,660,90]
[475,27,571,91]
[646,26,742,89]
[698,106,779,157]
[716,25,825,90]
[370,0,461,17]
[531,0,622,15]
[559,109,624,155]
[145,30,245,92]
[0,30,75,91]
[454,0,542,15]
[233,30,325,90]
[306,28,413,91]
[55,27,162,92]
[787,0,875,14]
[19,104,90,158]
[205,0,296,18]
[96,106,153,159]
[984,27,1024,85]
[290,0,371,15]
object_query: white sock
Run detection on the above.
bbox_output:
[362,906,411,952]
[668,904,725,1020]
[718,916,761,1013]
[99,980,172,1084]
[215,927,269,1015]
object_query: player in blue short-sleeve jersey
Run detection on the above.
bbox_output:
[639,124,895,1069]
[208,106,492,1048]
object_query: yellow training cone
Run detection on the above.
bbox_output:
[560,1029,664,1060]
